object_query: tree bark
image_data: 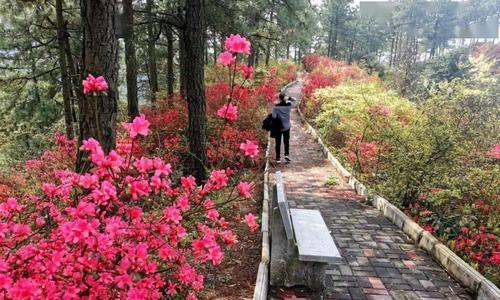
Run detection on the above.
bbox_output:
[146,0,158,103]
[165,24,175,97]
[184,0,207,181]
[123,0,139,119]
[56,0,74,139]
[76,0,118,173]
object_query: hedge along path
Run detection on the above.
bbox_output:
[268,80,473,300]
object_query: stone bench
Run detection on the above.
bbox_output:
[270,171,341,291]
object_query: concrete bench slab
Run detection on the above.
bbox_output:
[290,208,341,263]
[275,171,294,240]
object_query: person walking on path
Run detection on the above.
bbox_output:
[272,92,296,163]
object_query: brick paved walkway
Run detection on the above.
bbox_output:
[268,81,473,300]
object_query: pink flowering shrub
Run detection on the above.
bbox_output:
[0,32,300,299]
[0,115,260,299]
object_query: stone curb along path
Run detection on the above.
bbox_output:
[292,80,499,300]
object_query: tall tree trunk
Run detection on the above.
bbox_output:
[265,0,275,66]
[248,41,256,66]
[76,0,118,173]
[56,0,74,138]
[165,24,174,97]
[348,22,357,64]
[294,44,298,63]
[330,3,340,58]
[247,13,260,66]
[64,22,80,126]
[286,43,290,60]
[146,0,158,103]
[184,0,207,181]
[389,30,395,67]
[212,32,217,64]
[255,45,260,66]
[123,0,139,119]
[204,29,209,65]
[178,28,187,98]
[327,6,334,57]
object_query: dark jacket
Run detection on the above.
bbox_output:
[262,113,283,138]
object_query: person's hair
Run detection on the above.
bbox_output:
[279,92,286,102]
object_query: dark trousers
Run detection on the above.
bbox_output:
[275,129,290,160]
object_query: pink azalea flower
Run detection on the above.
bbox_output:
[176,195,190,212]
[244,213,259,232]
[224,34,251,55]
[12,223,31,236]
[80,137,101,152]
[206,209,220,221]
[153,158,172,176]
[8,279,41,299]
[90,180,117,205]
[239,140,259,158]
[217,103,238,121]
[163,206,182,224]
[42,183,58,198]
[134,157,154,173]
[79,173,99,189]
[203,199,215,210]
[186,293,198,300]
[128,206,142,219]
[129,179,151,200]
[122,114,150,138]
[82,74,109,94]
[206,245,223,265]
[486,144,500,159]
[166,281,177,296]
[208,169,228,189]
[221,230,238,245]
[178,264,197,285]
[181,176,197,192]
[237,181,254,198]
[217,51,235,66]
[240,64,254,78]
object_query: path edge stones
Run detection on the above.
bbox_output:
[253,135,271,300]
[295,93,500,299]
[253,80,297,299]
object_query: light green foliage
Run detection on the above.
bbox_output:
[313,80,415,147]
[325,175,338,186]
[310,51,499,281]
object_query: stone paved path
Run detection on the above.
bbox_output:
[268,81,473,300]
